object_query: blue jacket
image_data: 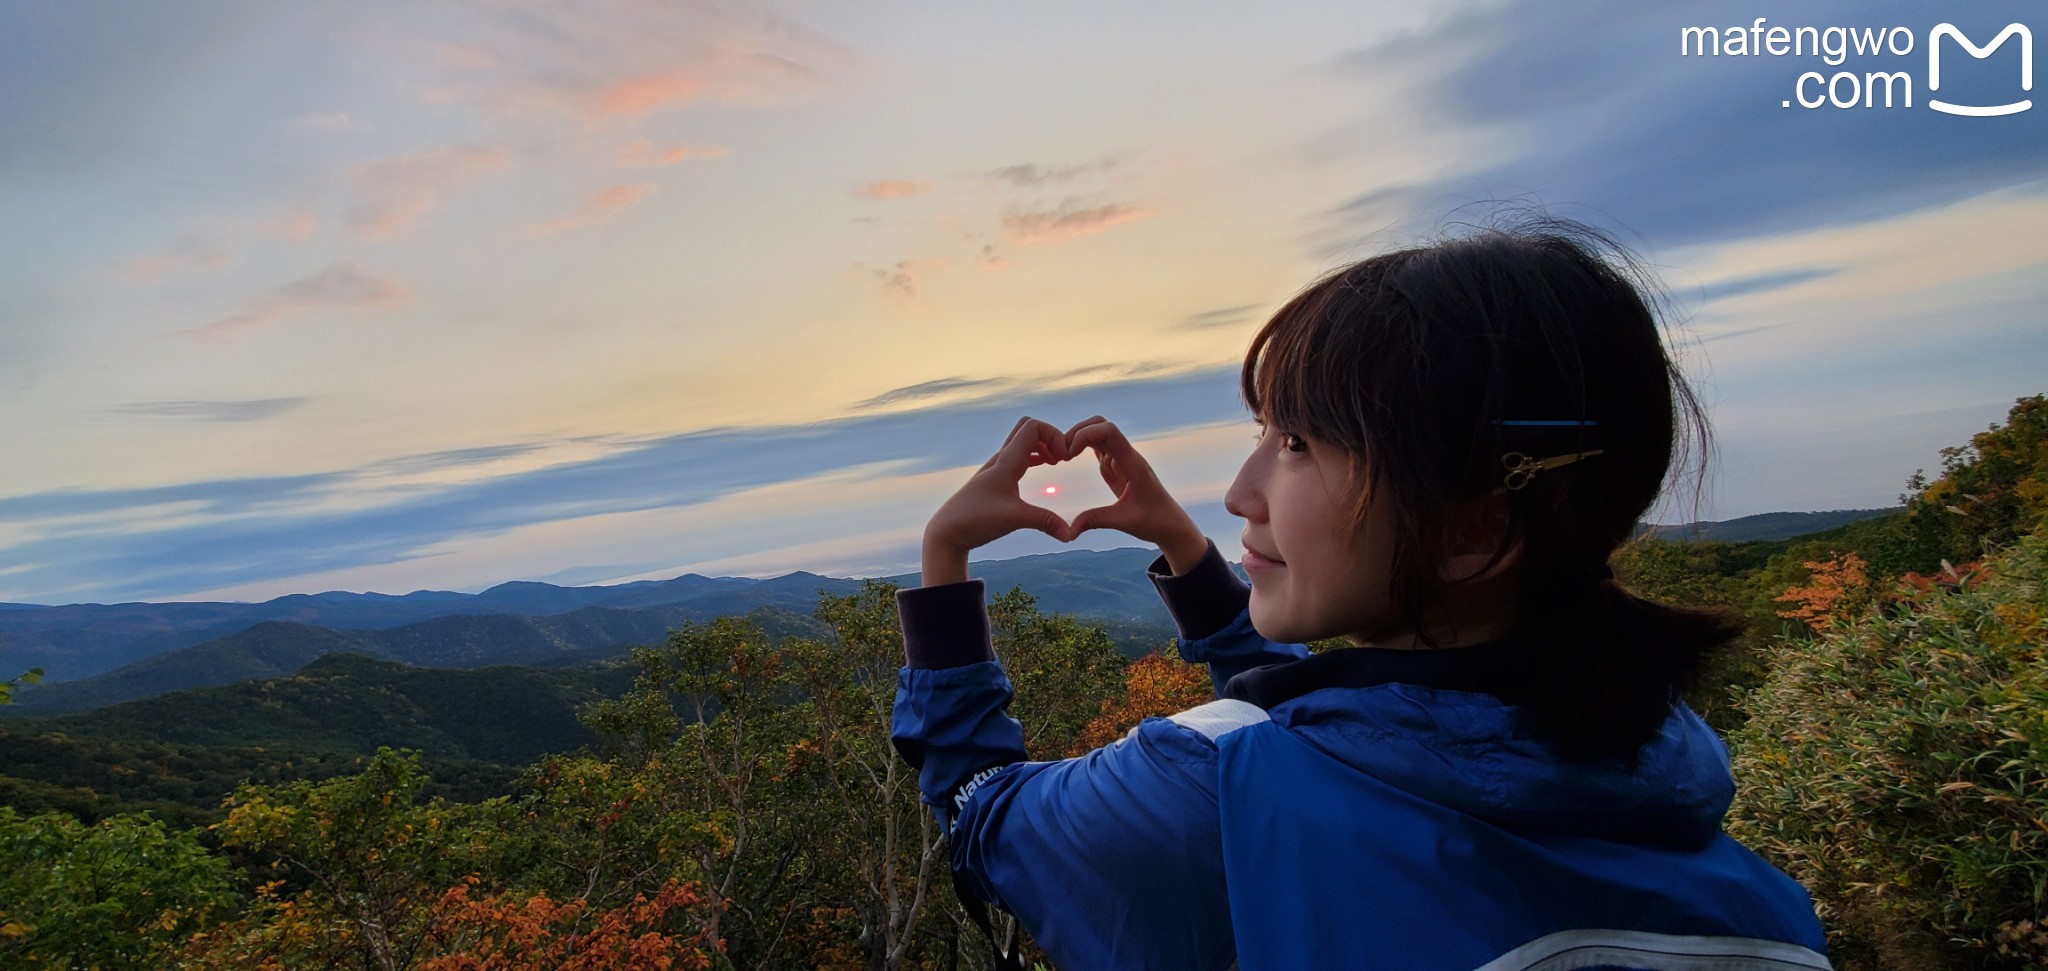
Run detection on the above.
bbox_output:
[890,541,1831,970]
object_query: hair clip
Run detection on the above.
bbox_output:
[1501,449,1605,490]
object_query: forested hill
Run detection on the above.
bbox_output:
[3,604,829,715]
[0,652,641,828]
[1636,507,1898,543]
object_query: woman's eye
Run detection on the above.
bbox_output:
[1282,433,1308,453]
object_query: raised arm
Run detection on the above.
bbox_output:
[888,579,1240,971]
[1146,537,1311,695]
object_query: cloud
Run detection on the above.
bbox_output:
[618,140,725,167]
[0,364,1247,603]
[990,160,1121,187]
[344,145,510,239]
[855,377,1011,410]
[426,6,848,126]
[172,263,408,342]
[1178,304,1261,330]
[856,178,932,200]
[107,398,312,422]
[976,244,1009,271]
[1002,201,1158,245]
[124,233,232,281]
[859,259,926,306]
[1318,0,2048,251]
[522,183,657,238]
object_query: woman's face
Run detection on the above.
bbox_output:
[1224,420,1404,646]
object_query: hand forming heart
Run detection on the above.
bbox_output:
[922,415,1207,584]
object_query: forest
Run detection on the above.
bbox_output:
[1,393,2044,970]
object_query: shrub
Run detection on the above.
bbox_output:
[1727,533,2048,969]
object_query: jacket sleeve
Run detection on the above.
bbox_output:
[1146,538,1311,696]
[889,578,1238,971]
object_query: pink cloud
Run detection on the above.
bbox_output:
[977,244,1010,271]
[581,70,751,120]
[1002,201,1158,245]
[125,234,232,282]
[344,146,510,239]
[522,183,658,238]
[173,263,408,342]
[618,140,725,168]
[856,178,932,200]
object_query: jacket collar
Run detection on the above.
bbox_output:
[1222,639,1537,709]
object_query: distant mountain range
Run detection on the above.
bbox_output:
[0,508,1896,713]
[1634,508,1900,543]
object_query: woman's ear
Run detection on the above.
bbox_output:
[1438,492,1523,584]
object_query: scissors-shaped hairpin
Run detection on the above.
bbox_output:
[1500,449,1605,491]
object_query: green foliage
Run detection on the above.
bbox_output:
[0,806,236,970]
[211,747,514,970]
[1727,533,2048,969]
[1893,394,2048,575]
[0,666,42,705]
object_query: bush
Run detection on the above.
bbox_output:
[1727,534,2048,969]
[0,807,236,970]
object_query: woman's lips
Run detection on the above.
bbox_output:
[1242,547,1284,570]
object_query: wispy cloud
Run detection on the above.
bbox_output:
[522,183,657,238]
[855,377,1010,410]
[1177,304,1261,331]
[172,263,408,342]
[1002,200,1157,245]
[1317,0,2048,251]
[858,259,937,307]
[124,233,232,281]
[107,398,312,422]
[990,160,1120,187]
[344,145,510,239]
[618,140,725,168]
[427,6,847,126]
[976,244,1009,271]
[0,365,1246,603]
[856,178,932,200]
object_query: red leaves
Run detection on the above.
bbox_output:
[1067,650,1214,756]
[419,879,720,970]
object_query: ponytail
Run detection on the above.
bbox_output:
[1511,567,1747,762]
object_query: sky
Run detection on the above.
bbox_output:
[3,0,2044,605]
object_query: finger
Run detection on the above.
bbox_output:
[997,417,1067,478]
[982,416,1038,472]
[1060,415,1108,460]
[1011,499,1071,543]
[1067,502,1126,538]
[1070,420,1155,480]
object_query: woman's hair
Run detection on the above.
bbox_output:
[1240,212,1745,761]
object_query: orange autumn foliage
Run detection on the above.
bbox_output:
[1773,552,1872,633]
[1068,649,1214,756]
[1894,558,1996,599]
[419,878,721,971]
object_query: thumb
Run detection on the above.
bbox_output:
[1018,501,1072,543]
[1067,502,1124,539]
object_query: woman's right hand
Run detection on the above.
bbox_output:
[1061,416,1209,574]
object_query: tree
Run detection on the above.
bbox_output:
[0,806,236,970]
[208,748,510,971]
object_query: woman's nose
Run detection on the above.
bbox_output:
[1224,447,1265,522]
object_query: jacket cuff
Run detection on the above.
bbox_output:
[896,579,995,669]
[1146,538,1251,642]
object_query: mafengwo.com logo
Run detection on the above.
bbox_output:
[1680,19,2032,115]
